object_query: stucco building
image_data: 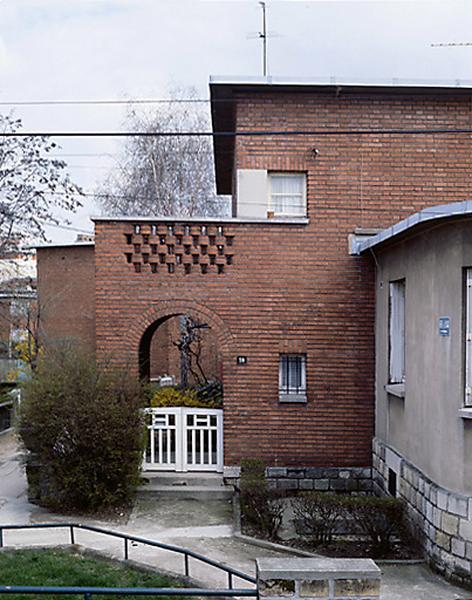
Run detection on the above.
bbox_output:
[353,201,472,582]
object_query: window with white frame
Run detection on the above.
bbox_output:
[279,354,307,401]
[464,269,472,407]
[269,173,306,217]
[389,279,406,384]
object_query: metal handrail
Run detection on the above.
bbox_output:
[0,587,257,597]
[0,523,257,589]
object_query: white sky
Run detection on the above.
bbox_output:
[0,0,471,243]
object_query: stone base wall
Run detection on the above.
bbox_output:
[373,438,472,587]
[224,466,373,493]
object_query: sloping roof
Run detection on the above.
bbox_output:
[354,201,472,254]
[209,76,472,195]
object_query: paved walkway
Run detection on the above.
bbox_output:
[0,431,470,599]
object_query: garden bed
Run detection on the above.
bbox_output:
[242,519,422,560]
[0,548,187,600]
[238,460,423,561]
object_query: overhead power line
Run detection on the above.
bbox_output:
[0,98,221,107]
[1,128,472,138]
[36,219,94,234]
[431,42,472,47]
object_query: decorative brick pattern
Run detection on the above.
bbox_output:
[373,438,472,585]
[123,222,235,275]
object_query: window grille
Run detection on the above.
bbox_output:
[279,354,306,395]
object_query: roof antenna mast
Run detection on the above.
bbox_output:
[259,1,268,77]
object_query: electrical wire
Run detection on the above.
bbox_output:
[0,98,222,106]
[37,220,94,234]
[1,128,472,137]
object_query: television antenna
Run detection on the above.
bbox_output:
[247,1,281,77]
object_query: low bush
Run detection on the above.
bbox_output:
[292,492,343,544]
[291,492,406,556]
[239,458,284,540]
[18,347,146,513]
[149,384,222,408]
[344,495,406,557]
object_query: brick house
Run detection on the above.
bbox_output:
[36,78,472,495]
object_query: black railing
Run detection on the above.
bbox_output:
[0,523,257,591]
[0,587,257,599]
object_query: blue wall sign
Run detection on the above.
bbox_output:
[439,317,451,337]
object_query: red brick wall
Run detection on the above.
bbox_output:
[0,300,12,356]
[36,245,96,352]
[150,318,179,381]
[91,91,472,467]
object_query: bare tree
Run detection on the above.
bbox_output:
[173,317,210,387]
[96,88,228,218]
[0,115,83,256]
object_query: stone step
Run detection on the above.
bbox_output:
[137,484,233,501]
[138,472,233,500]
[141,472,227,487]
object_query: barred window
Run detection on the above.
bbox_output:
[279,354,307,402]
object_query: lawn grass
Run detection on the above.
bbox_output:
[0,548,186,600]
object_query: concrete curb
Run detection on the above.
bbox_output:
[233,532,322,557]
[375,558,425,565]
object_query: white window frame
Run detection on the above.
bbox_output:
[465,269,472,407]
[278,353,307,403]
[389,279,406,385]
[268,172,307,217]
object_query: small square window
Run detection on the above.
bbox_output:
[279,354,307,403]
[269,173,306,217]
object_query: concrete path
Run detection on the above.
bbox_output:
[0,431,471,599]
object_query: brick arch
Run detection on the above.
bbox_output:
[127,299,233,379]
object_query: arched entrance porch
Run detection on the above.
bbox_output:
[130,301,232,473]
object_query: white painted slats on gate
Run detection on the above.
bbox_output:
[144,408,181,471]
[143,407,223,472]
[184,410,222,471]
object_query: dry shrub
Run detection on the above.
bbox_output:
[293,492,343,544]
[18,347,146,513]
[240,458,284,540]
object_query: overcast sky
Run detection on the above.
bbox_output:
[1,0,471,243]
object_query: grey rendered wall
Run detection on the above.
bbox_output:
[375,218,472,494]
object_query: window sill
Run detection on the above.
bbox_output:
[279,393,307,403]
[385,383,405,398]
[459,408,472,419]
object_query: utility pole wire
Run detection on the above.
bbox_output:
[431,42,472,47]
[1,128,472,137]
[0,98,229,106]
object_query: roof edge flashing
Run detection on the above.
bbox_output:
[355,200,472,254]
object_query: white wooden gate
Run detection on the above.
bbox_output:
[143,407,223,472]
